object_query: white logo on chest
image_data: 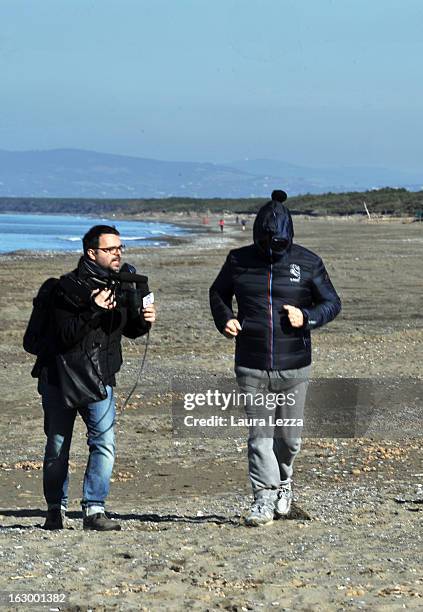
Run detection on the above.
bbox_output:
[290,263,301,282]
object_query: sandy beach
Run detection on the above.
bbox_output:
[0,214,422,611]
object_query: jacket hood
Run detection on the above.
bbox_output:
[253,200,294,260]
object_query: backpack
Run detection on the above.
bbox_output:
[23,277,59,357]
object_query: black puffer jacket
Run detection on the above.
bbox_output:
[209,200,341,370]
[40,257,150,388]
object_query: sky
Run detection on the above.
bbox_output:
[1,0,422,171]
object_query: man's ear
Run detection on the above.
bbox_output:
[86,248,96,261]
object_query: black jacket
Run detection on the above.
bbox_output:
[209,200,341,370]
[39,257,150,388]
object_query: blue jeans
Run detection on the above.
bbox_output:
[40,382,116,514]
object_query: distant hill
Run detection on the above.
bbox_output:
[0,149,282,199]
[228,158,423,193]
[0,148,421,198]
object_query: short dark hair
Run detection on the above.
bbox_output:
[82,225,120,254]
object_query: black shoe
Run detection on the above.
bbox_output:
[83,512,121,531]
[43,508,65,530]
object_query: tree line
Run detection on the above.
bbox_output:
[0,187,421,216]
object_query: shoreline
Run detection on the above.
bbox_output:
[0,212,212,258]
[1,210,418,260]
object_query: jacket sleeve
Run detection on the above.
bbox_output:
[301,257,341,330]
[54,296,104,350]
[209,253,235,333]
[122,281,152,339]
[122,312,151,339]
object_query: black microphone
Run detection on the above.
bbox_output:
[112,271,148,284]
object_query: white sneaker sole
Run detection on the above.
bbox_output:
[274,504,292,518]
[244,516,274,527]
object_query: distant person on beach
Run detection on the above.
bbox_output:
[210,190,341,526]
[25,225,156,531]
[219,218,225,233]
[241,219,246,231]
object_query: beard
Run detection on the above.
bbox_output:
[109,257,121,271]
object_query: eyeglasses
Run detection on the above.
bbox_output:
[95,244,126,255]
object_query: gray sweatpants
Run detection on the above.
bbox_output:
[235,365,311,495]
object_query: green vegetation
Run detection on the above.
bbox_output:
[0,187,422,216]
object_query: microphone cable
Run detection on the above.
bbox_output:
[119,331,150,416]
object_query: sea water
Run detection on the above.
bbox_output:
[0,213,188,253]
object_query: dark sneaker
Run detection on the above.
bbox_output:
[245,490,277,527]
[43,508,65,530]
[275,483,293,517]
[83,512,121,531]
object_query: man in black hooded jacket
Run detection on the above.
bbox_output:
[209,190,341,525]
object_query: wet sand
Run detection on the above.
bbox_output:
[0,215,422,611]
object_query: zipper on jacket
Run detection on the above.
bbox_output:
[268,206,278,370]
[268,261,274,369]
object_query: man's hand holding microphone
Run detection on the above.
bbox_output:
[91,288,156,323]
[142,304,156,323]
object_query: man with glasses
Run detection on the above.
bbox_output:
[210,191,341,526]
[36,225,156,531]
